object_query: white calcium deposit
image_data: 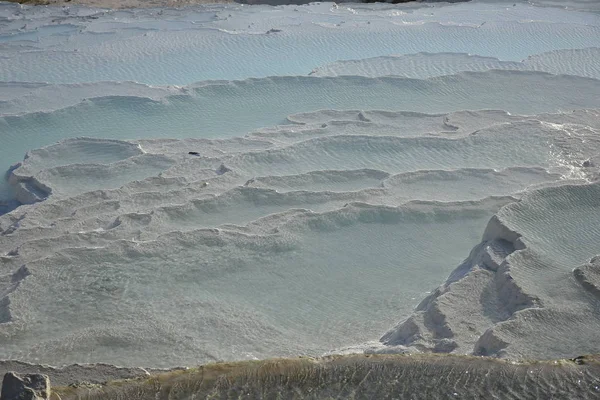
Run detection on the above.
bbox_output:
[0,0,599,367]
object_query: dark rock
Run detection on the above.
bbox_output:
[570,355,586,365]
[1,372,50,400]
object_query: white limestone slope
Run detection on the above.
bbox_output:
[1,0,600,368]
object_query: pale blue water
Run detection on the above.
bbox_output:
[1,0,600,367]
[1,72,599,202]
